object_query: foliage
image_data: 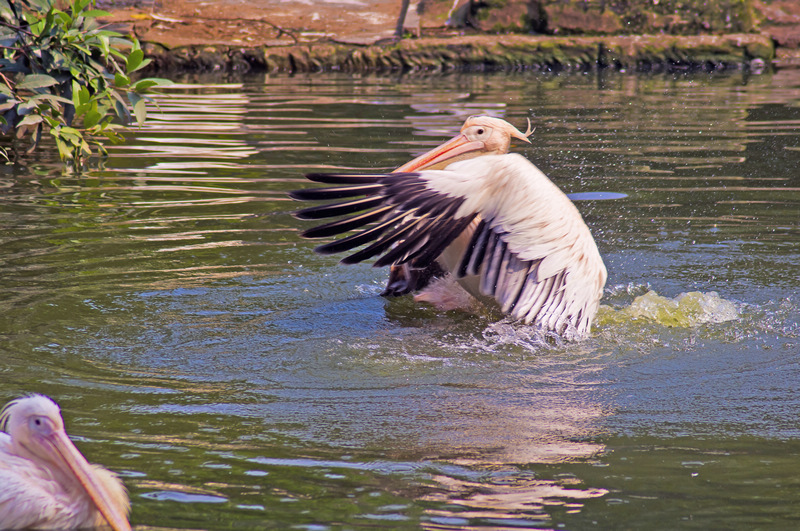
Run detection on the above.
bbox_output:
[0,0,171,168]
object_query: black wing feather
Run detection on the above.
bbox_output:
[289,183,382,201]
[408,214,477,267]
[295,195,386,220]
[305,173,385,184]
[314,216,397,255]
[458,219,490,277]
[302,205,394,238]
[292,171,471,272]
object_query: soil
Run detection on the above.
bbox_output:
[98,0,410,48]
[94,0,800,72]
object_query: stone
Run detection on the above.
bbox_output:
[544,4,623,35]
[472,0,545,33]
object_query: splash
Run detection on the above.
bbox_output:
[481,320,560,351]
[598,290,739,328]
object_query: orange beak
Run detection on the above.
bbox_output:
[393,134,485,173]
[42,429,131,531]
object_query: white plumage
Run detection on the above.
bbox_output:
[0,395,130,531]
[292,116,607,338]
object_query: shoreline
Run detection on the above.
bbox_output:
[93,0,800,75]
[140,33,780,75]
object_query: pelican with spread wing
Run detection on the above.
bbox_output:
[291,116,607,338]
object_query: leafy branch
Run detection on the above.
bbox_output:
[0,0,172,168]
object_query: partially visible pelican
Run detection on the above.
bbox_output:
[0,394,131,531]
[292,116,607,338]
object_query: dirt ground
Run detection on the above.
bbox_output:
[98,0,417,48]
[95,0,800,70]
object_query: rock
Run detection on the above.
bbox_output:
[544,4,622,35]
[472,0,545,33]
[419,0,472,29]
[756,0,800,49]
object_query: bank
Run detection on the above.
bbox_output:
[97,0,800,74]
[139,33,776,74]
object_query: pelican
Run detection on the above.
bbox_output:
[291,116,607,338]
[0,394,131,531]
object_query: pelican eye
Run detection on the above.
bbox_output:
[30,415,52,433]
[477,128,484,135]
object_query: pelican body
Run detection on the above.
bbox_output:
[0,395,130,531]
[292,116,607,338]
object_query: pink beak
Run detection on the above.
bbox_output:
[393,133,485,173]
[42,428,131,531]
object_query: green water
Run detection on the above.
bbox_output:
[1,70,799,529]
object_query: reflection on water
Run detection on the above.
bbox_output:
[1,69,799,529]
[422,473,608,529]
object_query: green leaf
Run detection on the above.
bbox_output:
[31,94,72,105]
[60,126,82,136]
[82,9,111,19]
[126,48,144,73]
[129,57,152,74]
[114,72,131,87]
[132,79,161,92]
[17,74,59,90]
[94,30,124,38]
[60,130,82,144]
[84,109,101,128]
[54,11,72,27]
[78,86,91,105]
[97,34,110,57]
[29,19,45,36]
[55,136,73,160]
[133,96,146,127]
[48,50,68,69]
[18,99,40,115]
[71,80,81,108]
[42,7,55,35]
[0,32,19,48]
[109,36,134,47]
[17,114,44,127]
[140,77,174,91]
[128,92,146,125]
[32,93,74,106]
[114,99,130,123]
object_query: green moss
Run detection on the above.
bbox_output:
[541,0,760,35]
[745,40,774,61]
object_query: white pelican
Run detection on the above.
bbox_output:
[0,394,131,531]
[292,116,607,338]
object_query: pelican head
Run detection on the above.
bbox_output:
[0,394,131,531]
[395,115,533,172]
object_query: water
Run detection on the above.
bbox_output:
[1,69,799,529]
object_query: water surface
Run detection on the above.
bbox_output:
[1,69,799,529]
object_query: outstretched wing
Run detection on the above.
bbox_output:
[291,154,606,335]
[291,171,478,268]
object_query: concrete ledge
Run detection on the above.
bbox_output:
[141,33,774,75]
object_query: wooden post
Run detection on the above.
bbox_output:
[395,0,411,39]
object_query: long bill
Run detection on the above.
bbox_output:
[43,429,131,531]
[393,134,485,173]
